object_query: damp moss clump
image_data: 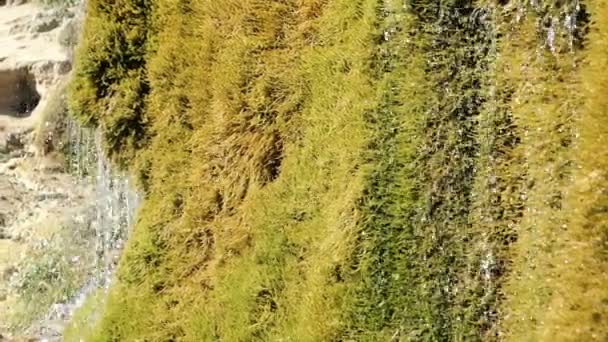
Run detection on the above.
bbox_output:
[68,0,608,340]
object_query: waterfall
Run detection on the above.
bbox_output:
[37,121,140,340]
[30,0,141,336]
[91,129,140,290]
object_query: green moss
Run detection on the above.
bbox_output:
[68,0,152,166]
[500,1,608,340]
[63,290,105,342]
[68,0,608,340]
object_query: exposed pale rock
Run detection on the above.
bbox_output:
[0,1,94,338]
[0,1,76,143]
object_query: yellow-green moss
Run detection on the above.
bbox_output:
[501,1,608,340]
[67,0,608,340]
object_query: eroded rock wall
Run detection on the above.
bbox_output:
[0,1,92,340]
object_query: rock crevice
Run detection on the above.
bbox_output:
[0,68,40,118]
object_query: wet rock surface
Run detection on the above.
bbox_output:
[0,129,95,338]
[0,1,98,340]
[0,2,140,335]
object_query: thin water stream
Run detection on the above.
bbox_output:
[33,122,140,340]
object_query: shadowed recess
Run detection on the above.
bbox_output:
[0,68,40,118]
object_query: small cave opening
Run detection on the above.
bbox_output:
[0,68,41,118]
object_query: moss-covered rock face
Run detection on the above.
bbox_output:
[68,0,608,340]
[68,0,152,166]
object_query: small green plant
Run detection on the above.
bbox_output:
[8,218,96,332]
